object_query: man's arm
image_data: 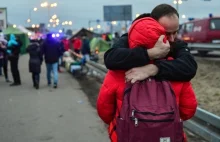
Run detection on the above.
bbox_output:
[104,34,150,70]
[155,40,197,81]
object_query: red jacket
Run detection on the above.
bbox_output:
[62,39,70,51]
[97,18,197,142]
[72,38,82,51]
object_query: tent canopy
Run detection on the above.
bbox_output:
[69,28,101,40]
[17,25,35,35]
[90,37,110,52]
[3,26,25,35]
[3,26,30,54]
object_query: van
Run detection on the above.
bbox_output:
[178,17,220,55]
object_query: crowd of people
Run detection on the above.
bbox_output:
[0,32,22,86]
[0,31,91,90]
[97,4,198,142]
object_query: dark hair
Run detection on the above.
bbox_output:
[132,13,151,23]
[151,4,179,21]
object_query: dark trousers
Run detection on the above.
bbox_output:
[3,57,9,80]
[32,73,40,86]
[10,58,21,84]
[0,58,2,75]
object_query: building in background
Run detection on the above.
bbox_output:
[0,8,7,30]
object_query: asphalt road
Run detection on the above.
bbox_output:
[0,55,108,142]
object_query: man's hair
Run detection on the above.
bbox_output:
[151,4,179,21]
[132,13,151,23]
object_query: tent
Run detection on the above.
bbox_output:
[90,37,110,52]
[69,28,101,40]
[3,26,30,54]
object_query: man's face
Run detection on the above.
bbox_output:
[158,14,179,42]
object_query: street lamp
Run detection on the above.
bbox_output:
[136,14,140,18]
[32,24,36,28]
[13,24,16,28]
[52,14,57,19]
[41,2,58,24]
[173,0,183,12]
[182,14,186,19]
[97,25,101,29]
[90,27,94,31]
[68,21,72,25]
[111,21,117,25]
[28,7,38,26]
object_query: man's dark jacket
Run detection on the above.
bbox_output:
[104,34,197,81]
[41,39,62,64]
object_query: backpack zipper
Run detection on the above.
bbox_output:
[132,109,174,116]
[132,117,174,127]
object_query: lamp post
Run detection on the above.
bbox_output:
[41,2,57,24]
[173,0,183,12]
[27,7,38,26]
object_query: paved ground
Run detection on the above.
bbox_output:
[0,55,108,142]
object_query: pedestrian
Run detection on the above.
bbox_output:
[58,40,65,73]
[41,33,62,88]
[112,32,120,46]
[98,4,198,142]
[0,33,10,82]
[73,37,82,54]
[7,34,22,86]
[26,42,43,89]
[0,44,3,76]
[81,36,91,61]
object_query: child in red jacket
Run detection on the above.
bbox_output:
[97,17,197,142]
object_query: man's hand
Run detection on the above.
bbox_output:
[125,64,159,84]
[147,35,170,60]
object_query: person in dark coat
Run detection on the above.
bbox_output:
[26,42,43,89]
[7,34,22,86]
[0,33,10,82]
[81,36,91,61]
[41,33,62,88]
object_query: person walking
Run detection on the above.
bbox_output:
[7,34,22,86]
[27,42,43,89]
[81,36,91,61]
[0,33,10,82]
[41,33,62,88]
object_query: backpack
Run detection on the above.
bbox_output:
[116,78,184,142]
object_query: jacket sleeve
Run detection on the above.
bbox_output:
[104,36,150,70]
[155,41,197,81]
[179,82,198,121]
[97,73,117,124]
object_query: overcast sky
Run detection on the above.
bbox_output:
[1,0,219,31]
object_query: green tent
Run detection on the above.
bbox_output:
[3,26,30,54]
[90,37,110,52]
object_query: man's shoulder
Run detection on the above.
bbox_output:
[121,33,128,39]
[175,39,188,47]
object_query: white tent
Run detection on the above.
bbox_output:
[17,25,35,36]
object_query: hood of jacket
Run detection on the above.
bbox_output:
[128,17,167,49]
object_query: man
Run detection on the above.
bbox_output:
[7,35,22,86]
[81,36,91,61]
[0,33,10,82]
[41,34,62,88]
[104,4,197,82]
